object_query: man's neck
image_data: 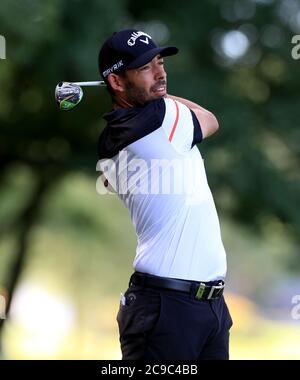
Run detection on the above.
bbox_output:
[113,96,134,109]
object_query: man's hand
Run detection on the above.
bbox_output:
[166,94,219,139]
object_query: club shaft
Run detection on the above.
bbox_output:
[72,81,106,87]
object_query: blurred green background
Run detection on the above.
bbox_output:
[0,0,300,359]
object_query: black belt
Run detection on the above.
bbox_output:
[130,272,225,300]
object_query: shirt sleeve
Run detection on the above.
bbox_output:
[161,98,203,153]
[190,109,203,147]
[98,98,166,159]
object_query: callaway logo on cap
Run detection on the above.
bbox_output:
[98,29,178,79]
[127,31,152,46]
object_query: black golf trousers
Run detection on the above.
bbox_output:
[116,282,233,360]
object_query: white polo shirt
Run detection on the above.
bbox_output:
[98,97,227,282]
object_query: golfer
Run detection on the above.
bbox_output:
[97,29,233,360]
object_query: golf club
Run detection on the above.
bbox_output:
[55,80,106,111]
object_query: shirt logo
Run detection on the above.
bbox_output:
[127,31,152,46]
[102,59,123,77]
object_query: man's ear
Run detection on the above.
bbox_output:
[107,73,126,92]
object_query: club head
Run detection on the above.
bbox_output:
[55,82,83,111]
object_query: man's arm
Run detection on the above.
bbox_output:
[166,94,219,139]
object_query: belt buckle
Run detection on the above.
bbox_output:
[207,284,224,299]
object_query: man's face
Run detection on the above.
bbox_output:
[121,54,167,107]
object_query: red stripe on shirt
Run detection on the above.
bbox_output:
[168,100,179,142]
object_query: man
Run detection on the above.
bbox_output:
[97,29,233,360]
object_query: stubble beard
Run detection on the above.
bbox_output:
[125,80,167,107]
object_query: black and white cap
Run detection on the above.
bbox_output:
[98,29,178,80]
